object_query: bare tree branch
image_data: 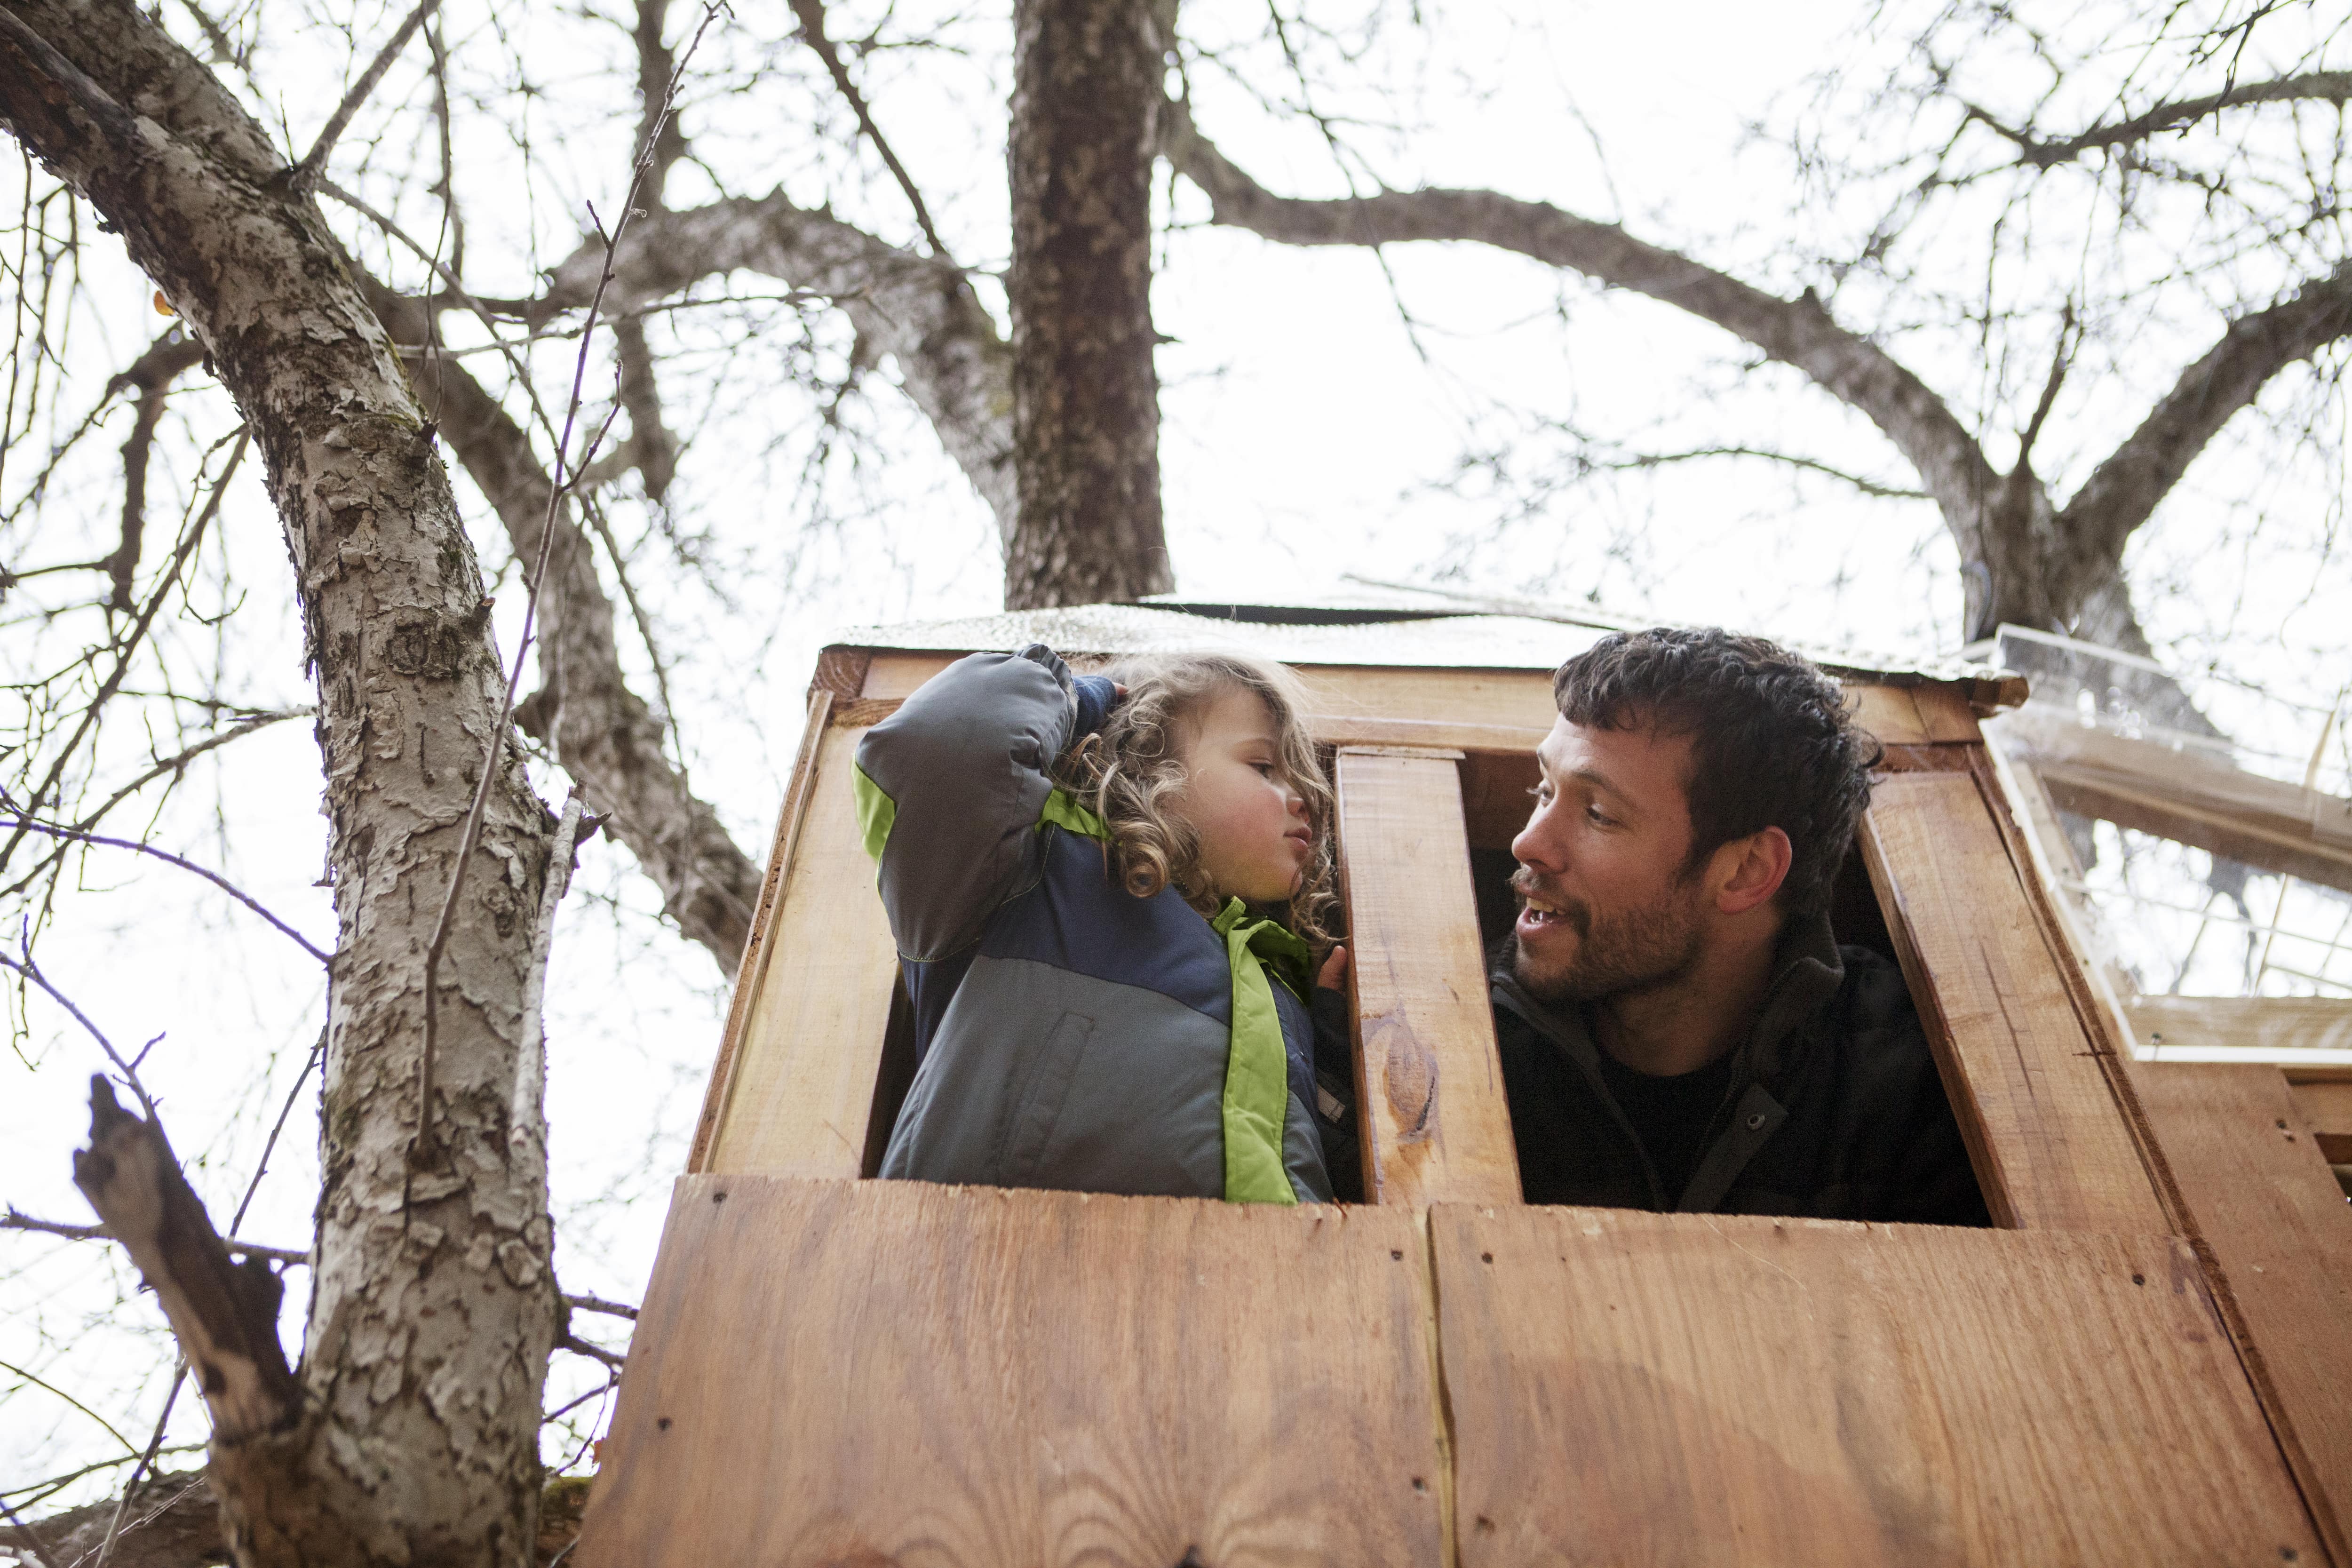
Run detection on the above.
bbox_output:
[532,195,1017,542]
[2,1471,222,1568]
[71,1078,299,1441]
[0,818,329,962]
[101,333,208,612]
[787,0,949,257]
[287,0,443,194]
[610,314,678,502]
[1159,98,2005,563]
[1967,71,2352,169]
[2059,263,2352,573]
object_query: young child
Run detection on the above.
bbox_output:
[852,643,1344,1202]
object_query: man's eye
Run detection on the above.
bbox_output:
[1528,785,1554,805]
[1586,805,1615,827]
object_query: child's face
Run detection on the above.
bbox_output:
[1171,687,1314,905]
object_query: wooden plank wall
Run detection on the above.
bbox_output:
[1859,772,2169,1232]
[1433,1205,2323,1568]
[576,1178,1447,1568]
[699,716,901,1177]
[2126,1059,2352,1563]
[1333,747,1520,1208]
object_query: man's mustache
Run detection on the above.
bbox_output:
[1509,866,1591,938]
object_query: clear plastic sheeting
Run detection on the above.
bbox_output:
[1982,627,2352,1065]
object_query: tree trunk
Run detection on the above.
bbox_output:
[1005,0,1172,609]
[0,4,558,1563]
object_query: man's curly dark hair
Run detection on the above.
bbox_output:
[1551,628,1882,919]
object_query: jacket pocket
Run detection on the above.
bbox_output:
[995,1008,1097,1185]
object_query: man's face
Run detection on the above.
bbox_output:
[1510,714,1710,1005]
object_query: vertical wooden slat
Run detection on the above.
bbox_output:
[1335,747,1521,1208]
[1859,772,2169,1232]
[688,687,829,1173]
[2127,1059,2352,1563]
[704,719,900,1177]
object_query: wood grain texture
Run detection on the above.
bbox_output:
[2127,1061,2352,1563]
[1435,1205,2322,1568]
[688,688,830,1172]
[703,724,900,1176]
[1335,749,1522,1208]
[1908,683,1984,742]
[1859,772,2168,1232]
[2291,1078,2352,1162]
[2128,995,2352,1059]
[575,1178,1446,1568]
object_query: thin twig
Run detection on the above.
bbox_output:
[0,430,249,880]
[0,709,310,907]
[787,0,947,256]
[0,1493,66,1568]
[0,944,156,1117]
[94,1367,182,1568]
[231,1027,326,1233]
[412,2,724,1157]
[0,1355,138,1457]
[0,818,329,963]
[558,1332,626,1370]
[3,1209,637,1317]
[288,0,444,193]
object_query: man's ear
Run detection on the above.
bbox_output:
[1711,826,1792,917]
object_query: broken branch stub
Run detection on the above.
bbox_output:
[72,1076,299,1441]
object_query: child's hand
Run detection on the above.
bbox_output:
[1316,944,1349,993]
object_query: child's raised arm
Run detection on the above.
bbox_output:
[852,644,1114,961]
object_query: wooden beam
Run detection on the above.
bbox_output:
[702,721,901,1177]
[2290,1078,2352,1162]
[1335,748,1522,1208]
[1434,1205,2323,1566]
[575,1178,1447,1567]
[2125,995,2352,1065]
[2125,1062,2352,1563]
[1859,772,2169,1232]
[689,688,829,1172]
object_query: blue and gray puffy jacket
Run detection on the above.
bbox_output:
[852,645,1335,1203]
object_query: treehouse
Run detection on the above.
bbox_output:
[572,598,2352,1567]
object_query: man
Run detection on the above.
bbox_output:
[1491,627,1988,1224]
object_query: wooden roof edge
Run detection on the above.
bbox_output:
[812,602,2025,704]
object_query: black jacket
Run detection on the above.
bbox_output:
[1490,914,1990,1225]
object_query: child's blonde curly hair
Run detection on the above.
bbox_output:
[1053,651,1340,949]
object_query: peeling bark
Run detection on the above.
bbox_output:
[1004,0,1171,608]
[0,3,558,1563]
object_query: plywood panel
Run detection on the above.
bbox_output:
[688,688,828,1172]
[2129,1061,2352,1562]
[704,723,900,1176]
[2292,1078,2352,1162]
[1336,749,1522,1208]
[1859,772,2168,1232]
[1436,1205,2321,1568]
[2128,995,2352,1059]
[576,1178,1446,1568]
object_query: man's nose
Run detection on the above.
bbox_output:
[1512,797,1564,873]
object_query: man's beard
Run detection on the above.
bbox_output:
[1509,865,1707,1006]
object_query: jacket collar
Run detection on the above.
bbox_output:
[1490,909,1847,1090]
